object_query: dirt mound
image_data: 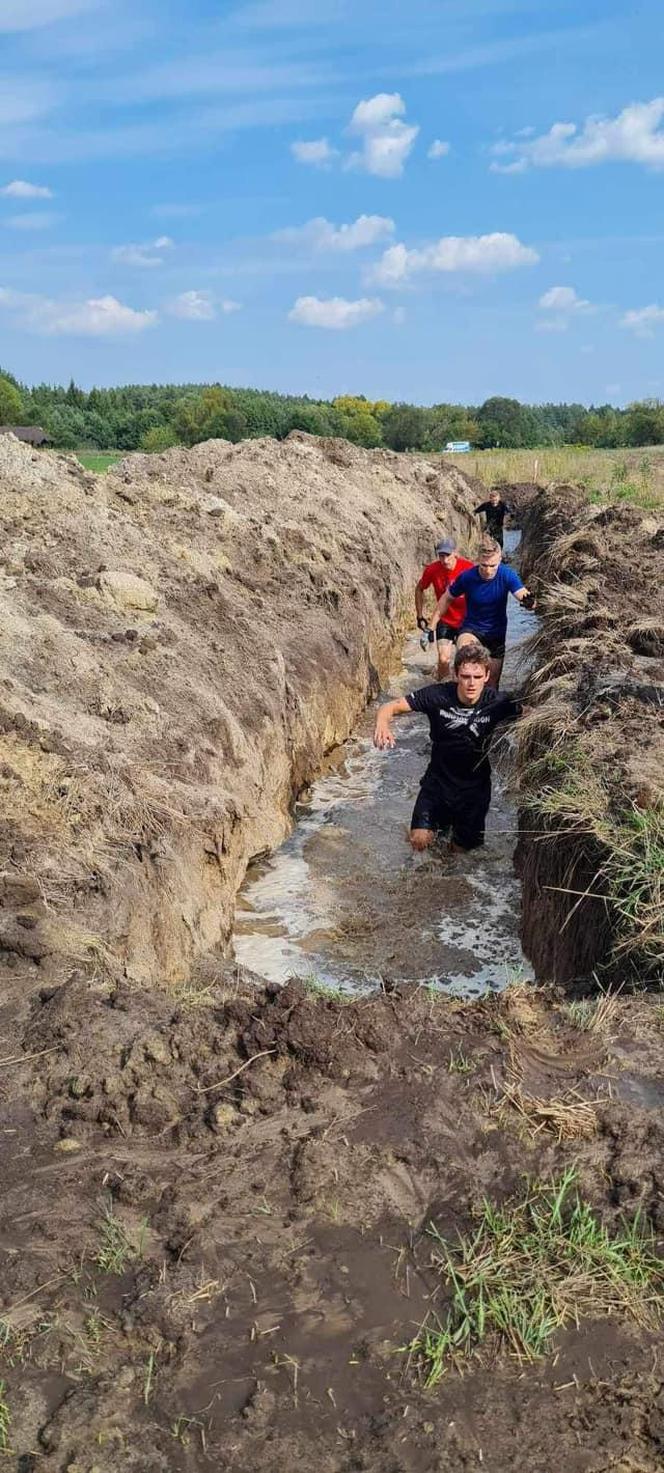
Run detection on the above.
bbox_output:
[0,431,476,990]
[517,486,664,983]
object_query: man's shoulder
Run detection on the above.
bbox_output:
[456,557,475,574]
[452,565,476,587]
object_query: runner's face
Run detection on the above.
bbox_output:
[489,491,500,505]
[439,552,457,571]
[478,552,501,581]
[456,662,490,704]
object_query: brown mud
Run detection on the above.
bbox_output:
[2,973,664,1471]
[1,447,663,1470]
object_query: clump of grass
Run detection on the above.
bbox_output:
[409,1168,662,1385]
[0,1381,10,1452]
[447,1045,474,1075]
[298,972,350,1001]
[95,1206,145,1274]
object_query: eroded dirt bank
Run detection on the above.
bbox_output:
[0,432,476,991]
[516,486,664,984]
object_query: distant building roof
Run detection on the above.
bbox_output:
[0,425,50,445]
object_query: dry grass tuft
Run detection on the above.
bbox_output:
[499,1081,597,1141]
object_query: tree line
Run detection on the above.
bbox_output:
[1,368,664,453]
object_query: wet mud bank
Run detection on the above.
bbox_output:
[514,485,664,986]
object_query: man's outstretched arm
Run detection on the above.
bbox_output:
[373,696,411,749]
[428,589,452,630]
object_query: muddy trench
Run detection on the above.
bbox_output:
[234,528,535,997]
[1,476,664,1473]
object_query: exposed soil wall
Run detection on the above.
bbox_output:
[0,432,478,990]
[516,485,664,985]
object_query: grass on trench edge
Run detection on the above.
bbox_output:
[408,1167,663,1386]
[522,739,664,979]
[0,1380,9,1453]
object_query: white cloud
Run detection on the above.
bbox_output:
[347,92,419,178]
[0,287,157,336]
[273,213,394,253]
[167,291,241,320]
[620,304,664,337]
[428,139,450,160]
[288,295,384,330]
[539,286,587,312]
[4,210,58,229]
[0,178,53,197]
[371,231,539,286]
[290,137,338,167]
[111,236,174,268]
[491,97,664,172]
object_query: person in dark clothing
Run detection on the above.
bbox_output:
[373,641,522,852]
[474,488,511,547]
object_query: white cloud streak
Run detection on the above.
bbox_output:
[427,139,450,159]
[0,0,97,31]
[0,178,53,197]
[620,304,664,337]
[371,231,539,286]
[167,291,241,320]
[111,236,174,268]
[290,137,338,166]
[0,287,157,336]
[288,295,384,329]
[347,92,419,177]
[491,97,664,172]
[273,213,394,252]
[4,210,59,229]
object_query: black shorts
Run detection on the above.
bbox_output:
[411,777,490,851]
[460,628,506,660]
[435,622,459,644]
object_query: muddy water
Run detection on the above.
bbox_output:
[234,531,536,996]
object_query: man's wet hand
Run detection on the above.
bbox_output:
[417,616,428,631]
[373,716,396,750]
[521,590,536,610]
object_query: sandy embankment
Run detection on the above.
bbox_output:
[0,432,477,989]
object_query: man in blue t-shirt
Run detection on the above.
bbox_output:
[428,538,536,687]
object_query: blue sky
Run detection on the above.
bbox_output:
[0,0,663,404]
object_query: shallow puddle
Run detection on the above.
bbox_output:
[233,531,536,996]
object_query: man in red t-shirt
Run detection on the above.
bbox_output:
[415,537,474,679]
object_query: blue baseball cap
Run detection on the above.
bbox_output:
[435,537,457,555]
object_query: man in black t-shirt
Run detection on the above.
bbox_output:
[474,488,511,547]
[373,641,522,852]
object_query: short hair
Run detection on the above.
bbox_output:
[454,641,491,674]
[478,536,501,557]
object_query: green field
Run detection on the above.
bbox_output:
[443,444,664,510]
[76,451,123,473]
